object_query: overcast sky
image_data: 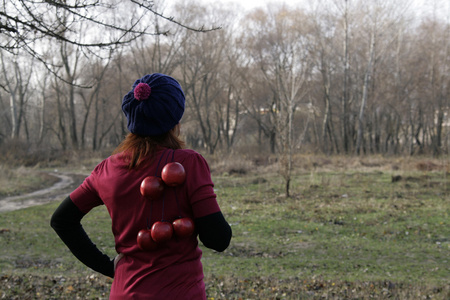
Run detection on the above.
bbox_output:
[202,0,449,20]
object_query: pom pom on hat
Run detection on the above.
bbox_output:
[122,73,185,136]
[134,83,151,101]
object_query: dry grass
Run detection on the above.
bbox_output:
[207,152,450,177]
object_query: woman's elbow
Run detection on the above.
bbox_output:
[202,226,232,252]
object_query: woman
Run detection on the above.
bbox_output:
[51,73,232,299]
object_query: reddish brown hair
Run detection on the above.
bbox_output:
[113,125,185,170]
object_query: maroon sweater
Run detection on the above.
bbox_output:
[51,148,231,299]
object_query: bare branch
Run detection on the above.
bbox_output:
[1,0,219,56]
[129,0,222,33]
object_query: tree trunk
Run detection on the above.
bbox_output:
[341,0,350,154]
[9,92,19,139]
[356,31,375,155]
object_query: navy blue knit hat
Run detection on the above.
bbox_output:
[122,73,185,136]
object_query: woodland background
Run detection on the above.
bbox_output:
[1,0,449,159]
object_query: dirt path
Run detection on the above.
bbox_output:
[0,172,84,213]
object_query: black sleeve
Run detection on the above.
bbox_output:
[50,196,114,278]
[195,211,232,252]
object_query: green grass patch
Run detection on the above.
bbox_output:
[0,167,449,299]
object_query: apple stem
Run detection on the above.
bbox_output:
[147,199,154,229]
[163,149,171,167]
[155,149,171,222]
[155,148,170,176]
[174,188,182,218]
[170,149,183,218]
[161,189,166,221]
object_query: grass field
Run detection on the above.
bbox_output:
[0,155,449,299]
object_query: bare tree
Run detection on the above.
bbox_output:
[215,18,244,151]
[178,3,234,154]
[416,17,450,156]
[50,77,68,150]
[128,2,188,77]
[351,0,412,154]
[341,0,351,154]
[36,71,50,145]
[308,4,342,155]
[77,53,113,149]
[1,0,220,68]
[242,5,313,197]
[239,67,278,153]
[0,51,34,140]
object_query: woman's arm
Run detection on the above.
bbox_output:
[50,196,114,277]
[195,211,232,252]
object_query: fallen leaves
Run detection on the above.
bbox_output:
[205,275,450,299]
[0,273,111,300]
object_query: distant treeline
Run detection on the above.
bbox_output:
[1,0,449,156]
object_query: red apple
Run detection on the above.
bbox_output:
[140,176,164,200]
[173,217,195,238]
[151,221,173,243]
[161,162,186,187]
[137,229,158,251]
